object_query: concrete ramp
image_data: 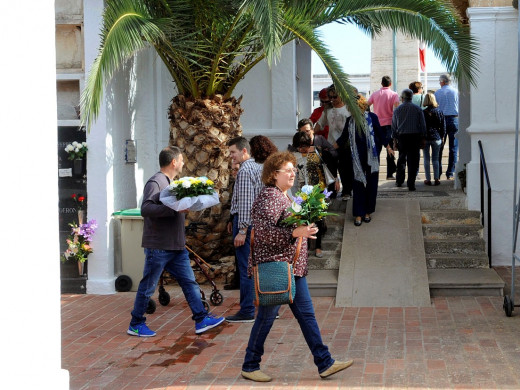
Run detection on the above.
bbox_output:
[335,199,431,307]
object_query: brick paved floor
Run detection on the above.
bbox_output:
[62,267,520,390]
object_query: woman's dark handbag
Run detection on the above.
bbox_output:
[251,231,302,306]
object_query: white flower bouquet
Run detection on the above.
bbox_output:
[64,141,88,160]
[160,176,220,211]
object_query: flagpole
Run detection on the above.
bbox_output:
[424,68,428,93]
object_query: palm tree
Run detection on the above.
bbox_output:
[82,0,477,260]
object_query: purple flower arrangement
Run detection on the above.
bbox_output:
[61,219,98,263]
[282,184,336,226]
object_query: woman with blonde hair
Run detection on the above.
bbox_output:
[422,92,446,186]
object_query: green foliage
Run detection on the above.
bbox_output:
[82,0,478,131]
[282,184,337,226]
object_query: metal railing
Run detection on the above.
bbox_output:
[478,140,492,267]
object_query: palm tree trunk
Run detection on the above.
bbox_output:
[168,94,243,261]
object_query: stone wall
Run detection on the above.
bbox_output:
[370,29,419,94]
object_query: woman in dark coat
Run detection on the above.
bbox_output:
[335,95,385,226]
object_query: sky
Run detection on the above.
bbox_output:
[311,23,447,75]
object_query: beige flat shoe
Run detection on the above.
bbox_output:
[320,360,354,378]
[315,249,324,258]
[241,370,272,382]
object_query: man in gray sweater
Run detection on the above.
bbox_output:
[127,146,224,337]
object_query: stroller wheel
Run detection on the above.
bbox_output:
[146,299,157,314]
[158,291,171,306]
[210,291,223,306]
[202,300,210,312]
[504,295,514,317]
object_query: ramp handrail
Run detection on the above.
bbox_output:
[478,140,492,267]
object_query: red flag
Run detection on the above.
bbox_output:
[419,41,426,72]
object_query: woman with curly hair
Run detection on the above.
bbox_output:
[240,151,353,382]
[249,135,278,164]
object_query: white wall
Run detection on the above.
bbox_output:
[0,1,69,388]
[236,42,302,151]
[466,6,519,266]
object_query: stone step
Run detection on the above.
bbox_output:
[307,255,340,270]
[307,269,338,297]
[417,193,467,210]
[422,224,483,240]
[428,268,504,297]
[424,238,486,254]
[425,253,489,269]
[421,209,481,225]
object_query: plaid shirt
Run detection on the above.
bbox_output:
[230,158,263,229]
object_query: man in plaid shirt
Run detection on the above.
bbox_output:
[226,136,263,322]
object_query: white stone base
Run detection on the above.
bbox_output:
[87,277,117,295]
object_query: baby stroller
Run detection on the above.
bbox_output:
[145,222,224,314]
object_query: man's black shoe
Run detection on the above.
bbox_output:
[396,182,402,187]
[408,186,416,191]
[226,313,255,323]
[224,282,239,290]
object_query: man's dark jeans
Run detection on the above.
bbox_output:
[232,215,255,318]
[396,133,422,189]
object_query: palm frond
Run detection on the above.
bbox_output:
[81,0,166,130]
[83,0,479,131]
[282,11,363,126]
[310,0,478,85]
[243,0,284,66]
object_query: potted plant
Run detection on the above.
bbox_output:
[61,219,98,276]
[64,141,88,176]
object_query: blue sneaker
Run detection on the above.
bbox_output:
[195,314,225,334]
[127,323,156,337]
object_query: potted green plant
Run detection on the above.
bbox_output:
[64,141,88,176]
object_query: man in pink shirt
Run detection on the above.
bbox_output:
[368,76,399,179]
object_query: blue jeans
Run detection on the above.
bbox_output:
[439,116,458,178]
[423,139,442,181]
[232,215,255,317]
[242,277,334,374]
[130,248,206,327]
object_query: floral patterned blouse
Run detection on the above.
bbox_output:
[248,186,309,277]
[295,150,326,189]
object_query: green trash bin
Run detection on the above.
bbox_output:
[113,208,143,292]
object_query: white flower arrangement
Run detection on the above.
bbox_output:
[65,141,88,160]
[160,176,220,212]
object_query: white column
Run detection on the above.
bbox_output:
[0,0,69,388]
[296,41,313,122]
[237,42,299,150]
[84,0,117,293]
[466,6,518,266]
